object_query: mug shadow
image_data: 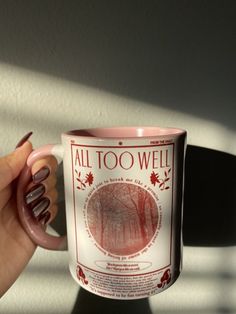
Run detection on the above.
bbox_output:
[183,145,236,247]
[52,145,236,313]
[71,288,152,314]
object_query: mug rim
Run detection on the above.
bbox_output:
[62,126,187,139]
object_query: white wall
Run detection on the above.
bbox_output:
[0,2,235,156]
[0,62,235,155]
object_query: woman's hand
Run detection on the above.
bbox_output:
[0,135,58,297]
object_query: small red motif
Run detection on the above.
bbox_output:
[76,265,88,285]
[85,172,94,186]
[150,168,171,190]
[150,171,160,186]
[157,268,171,288]
[75,170,94,190]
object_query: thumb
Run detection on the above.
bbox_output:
[0,141,32,191]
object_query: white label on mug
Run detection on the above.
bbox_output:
[69,141,174,299]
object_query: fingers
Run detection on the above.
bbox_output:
[0,132,60,226]
[25,175,57,199]
[29,192,58,225]
[31,156,58,183]
[25,155,59,225]
[25,176,57,205]
[0,141,32,191]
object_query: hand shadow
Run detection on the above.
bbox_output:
[52,145,236,313]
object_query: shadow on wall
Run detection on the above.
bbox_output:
[53,145,236,314]
[183,145,236,247]
[0,1,235,129]
[71,289,152,314]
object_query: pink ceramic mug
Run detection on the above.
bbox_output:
[17,126,187,299]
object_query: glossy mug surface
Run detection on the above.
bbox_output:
[17,127,187,299]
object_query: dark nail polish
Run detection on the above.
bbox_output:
[38,211,51,225]
[25,184,45,205]
[31,197,50,217]
[15,132,33,149]
[33,166,50,183]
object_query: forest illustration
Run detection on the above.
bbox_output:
[87,182,159,255]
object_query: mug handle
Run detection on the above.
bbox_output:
[17,144,67,250]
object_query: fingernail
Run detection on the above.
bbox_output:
[38,211,51,225]
[25,184,46,205]
[32,166,50,183]
[15,132,33,149]
[31,197,50,217]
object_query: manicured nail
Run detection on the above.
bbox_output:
[32,166,50,184]
[15,132,33,149]
[25,184,46,205]
[31,197,50,217]
[38,210,51,225]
